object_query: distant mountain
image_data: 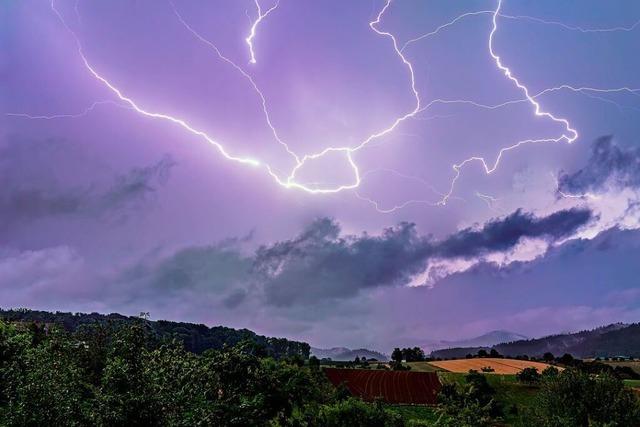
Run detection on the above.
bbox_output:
[0,308,310,359]
[311,347,388,361]
[431,323,638,359]
[421,330,528,353]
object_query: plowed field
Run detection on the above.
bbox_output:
[324,368,441,404]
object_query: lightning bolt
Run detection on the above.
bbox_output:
[17,0,636,210]
[47,0,419,196]
[354,168,454,214]
[245,0,279,65]
[416,86,640,118]
[5,100,128,119]
[170,1,300,165]
[475,191,501,212]
[402,9,640,51]
[436,0,579,206]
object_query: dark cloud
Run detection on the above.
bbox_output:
[255,208,593,306]
[0,137,175,224]
[100,155,175,212]
[558,136,640,195]
[435,208,594,258]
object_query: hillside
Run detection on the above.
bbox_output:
[0,308,309,358]
[422,330,528,353]
[311,346,389,361]
[431,323,637,359]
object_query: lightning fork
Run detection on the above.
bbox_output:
[246,0,279,65]
[170,1,300,164]
[436,0,579,205]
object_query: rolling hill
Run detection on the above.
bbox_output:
[431,323,638,359]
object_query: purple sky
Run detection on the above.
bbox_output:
[2,0,640,352]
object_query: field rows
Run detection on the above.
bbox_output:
[324,368,441,404]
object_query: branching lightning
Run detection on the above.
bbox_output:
[435,0,579,206]
[170,1,299,165]
[246,0,279,65]
[9,0,637,211]
[44,0,419,195]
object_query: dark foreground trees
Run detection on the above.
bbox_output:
[2,320,397,426]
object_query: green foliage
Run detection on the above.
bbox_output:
[391,347,425,363]
[0,308,309,359]
[289,398,404,427]
[528,368,640,426]
[0,320,410,426]
[434,371,502,426]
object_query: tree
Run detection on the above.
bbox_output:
[542,352,555,363]
[308,355,320,370]
[436,371,501,426]
[558,353,574,366]
[516,367,541,384]
[489,348,501,358]
[477,349,488,358]
[391,348,403,363]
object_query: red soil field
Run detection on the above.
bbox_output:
[324,368,441,404]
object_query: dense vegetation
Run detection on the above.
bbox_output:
[0,309,309,359]
[0,319,410,426]
[1,310,639,426]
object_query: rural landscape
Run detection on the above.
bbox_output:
[4,0,640,425]
[2,308,640,426]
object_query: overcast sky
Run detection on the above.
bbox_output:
[2,0,640,351]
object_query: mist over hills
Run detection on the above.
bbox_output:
[311,347,389,361]
[421,330,529,353]
[431,323,638,359]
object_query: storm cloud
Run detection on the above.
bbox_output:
[558,136,640,195]
[255,208,594,306]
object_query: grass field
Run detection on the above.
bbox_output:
[405,361,444,372]
[428,357,557,374]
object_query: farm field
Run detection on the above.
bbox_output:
[428,357,557,374]
[406,361,444,372]
[323,368,441,404]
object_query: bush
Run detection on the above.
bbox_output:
[529,368,640,426]
[293,398,404,427]
[516,367,541,384]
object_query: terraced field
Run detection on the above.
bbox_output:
[427,358,557,374]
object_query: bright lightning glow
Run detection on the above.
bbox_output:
[48,0,419,195]
[246,0,279,65]
[28,1,637,209]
